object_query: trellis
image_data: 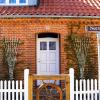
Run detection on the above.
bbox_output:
[71,34,90,79]
[2,37,21,80]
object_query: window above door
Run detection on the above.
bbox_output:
[38,33,59,38]
[0,0,38,6]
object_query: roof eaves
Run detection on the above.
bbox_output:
[0,15,100,19]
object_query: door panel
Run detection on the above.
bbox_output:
[40,52,47,62]
[49,52,56,61]
[40,64,47,72]
[49,63,56,72]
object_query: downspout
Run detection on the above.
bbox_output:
[97,32,100,89]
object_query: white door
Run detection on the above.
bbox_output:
[37,38,59,84]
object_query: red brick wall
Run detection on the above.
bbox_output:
[0,18,98,80]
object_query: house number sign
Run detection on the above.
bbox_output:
[87,26,100,31]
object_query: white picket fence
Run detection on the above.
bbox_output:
[70,68,100,100]
[0,68,100,100]
[75,79,99,100]
[0,69,29,100]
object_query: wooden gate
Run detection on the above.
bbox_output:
[28,74,70,100]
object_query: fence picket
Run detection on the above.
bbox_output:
[16,81,18,100]
[94,79,97,100]
[76,80,78,100]
[8,81,11,100]
[83,79,86,100]
[87,79,90,100]
[91,79,93,100]
[12,81,15,100]
[4,81,7,100]
[80,80,82,100]
[0,81,3,100]
[20,81,23,100]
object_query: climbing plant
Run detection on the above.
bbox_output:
[1,37,22,80]
[64,22,97,79]
[66,34,90,79]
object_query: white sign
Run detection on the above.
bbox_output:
[87,26,100,31]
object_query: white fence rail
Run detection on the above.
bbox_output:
[70,68,100,100]
[0,69,29,100]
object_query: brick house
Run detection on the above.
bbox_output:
[0,0,100,80]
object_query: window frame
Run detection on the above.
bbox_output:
[0,0,28,6]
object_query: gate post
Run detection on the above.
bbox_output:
[66,75,70,100]
[69,68,74,100]
[28,75,33,100]
[24,69,29,100]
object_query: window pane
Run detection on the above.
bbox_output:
[40,42,47,50]
[9,0,16,3]
[0,0,5,3]
[49,42,56,50]
[19,0,26,3]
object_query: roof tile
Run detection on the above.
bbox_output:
[0,0,99,16]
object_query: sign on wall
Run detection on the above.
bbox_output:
[86,26,100,31]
